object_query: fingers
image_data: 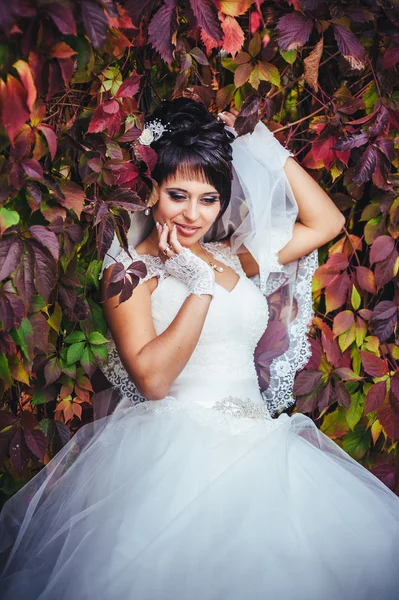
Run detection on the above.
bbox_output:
[169,223,184,254]
[218,111,236,127]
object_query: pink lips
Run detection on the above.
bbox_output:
[174,223,200,236]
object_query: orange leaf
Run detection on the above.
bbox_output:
[218,0,254,17]
[234,62,253,87]
[3,75,29,144]
[13,60,37,112]
[304,37,323,92]
[50,42,77,59]
[58,181,86,219]
[333,310,355,336]
[221,15,245,58]
[200,29,219,54]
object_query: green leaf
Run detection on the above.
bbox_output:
[221,57,239,73]
[14,318,34,360]
[351,285,361,310]
[88,331,108,345]
[0,207,19,234]
[342,426,371,460]
[258,62,280,87]
[65,331,86,344]
[280,49,297,64]
[0,352,12,385]
[67,342,86,365]
[91,344,108,362]
[346,390,364,431]
[81,346,95,374]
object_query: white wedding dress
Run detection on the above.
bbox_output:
[1,242,399,600]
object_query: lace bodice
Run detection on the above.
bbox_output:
[101,241,270,413]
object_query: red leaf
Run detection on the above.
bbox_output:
[116,71,142,98]
[13,60,37,112]
[332,24,365,69]
[360,351,388,378]
[333,310,354,336]
[200,28,220,54]
[325,271,350,313]
[49,42,77,59]
[370,235,395,264]
[21,159,44,180]
[58,182,86,219]
[355,266,376,294]
[88,100,122,136]
[13,246,35,312]
[276,13,313,52]
[3,75,29,144]
[81,0,109,50]
[377,392,399,442]
[221,15,244,58]
[190,0,222,43]
[365,381,387,414]
[311,137,338,170]
[391,372,399,402]
[38,124,57,159]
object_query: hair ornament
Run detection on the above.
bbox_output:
[138,118,169,145]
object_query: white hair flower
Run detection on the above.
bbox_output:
[138,118,169,146]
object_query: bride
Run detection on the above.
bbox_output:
[0,97,398,600]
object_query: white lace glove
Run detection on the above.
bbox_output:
[164,248,216,298]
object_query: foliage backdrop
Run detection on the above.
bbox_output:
[0,0,399,505]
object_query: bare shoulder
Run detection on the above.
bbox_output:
[220,236,259,277]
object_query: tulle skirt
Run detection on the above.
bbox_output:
[1,395,399,600]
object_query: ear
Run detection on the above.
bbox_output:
[147,180,160,208]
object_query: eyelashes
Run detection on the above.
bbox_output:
[168,193,219,204]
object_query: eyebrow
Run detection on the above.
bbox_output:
[166,187,220,196]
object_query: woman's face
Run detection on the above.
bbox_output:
[151,175,221,247]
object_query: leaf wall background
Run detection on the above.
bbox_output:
[0,0,399,505]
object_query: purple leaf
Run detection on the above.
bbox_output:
[235,95,260,136]
[0,236,23,280]
[375,138,394,162]
[32,243,57,303]
[45,2,76,35]
[148,0,178,64]
[13,245,35,313]
[335,131,368,152]
[333,380,351,409]
[383,45,399,70]
[374,250,398,290]
[332,24,365,69]
[365,381,387,414]
[10,428,29,474]
[300,0,326,8]
[97,216,115,260]
[276,13,313,52]
[352,144,377,185]
[190,0,222,44]
[124,0,161,26]
[29,225,60,261]
[369,106,389,138]
[44,357,62,386]
[21,159,44,181]
[370,235,395,264]
[81,0,109,50]
[293,370,323,396]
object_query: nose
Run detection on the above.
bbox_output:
[182,199,200,222]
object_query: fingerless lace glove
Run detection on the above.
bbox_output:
[164,248,216,298]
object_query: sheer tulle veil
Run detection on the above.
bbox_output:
[101,120,319,417]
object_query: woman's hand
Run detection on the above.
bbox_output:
[156,222,185,262]
[217,108,238,129]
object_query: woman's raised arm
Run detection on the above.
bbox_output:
[277,157,345,266]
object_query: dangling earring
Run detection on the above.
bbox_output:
[145,180,159,216]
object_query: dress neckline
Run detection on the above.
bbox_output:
[133,241,242,295]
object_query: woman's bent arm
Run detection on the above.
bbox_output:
[101,270,211,401]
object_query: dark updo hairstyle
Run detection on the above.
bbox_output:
[146,97,236,220]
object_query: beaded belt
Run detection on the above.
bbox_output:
[212,396,273,420]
